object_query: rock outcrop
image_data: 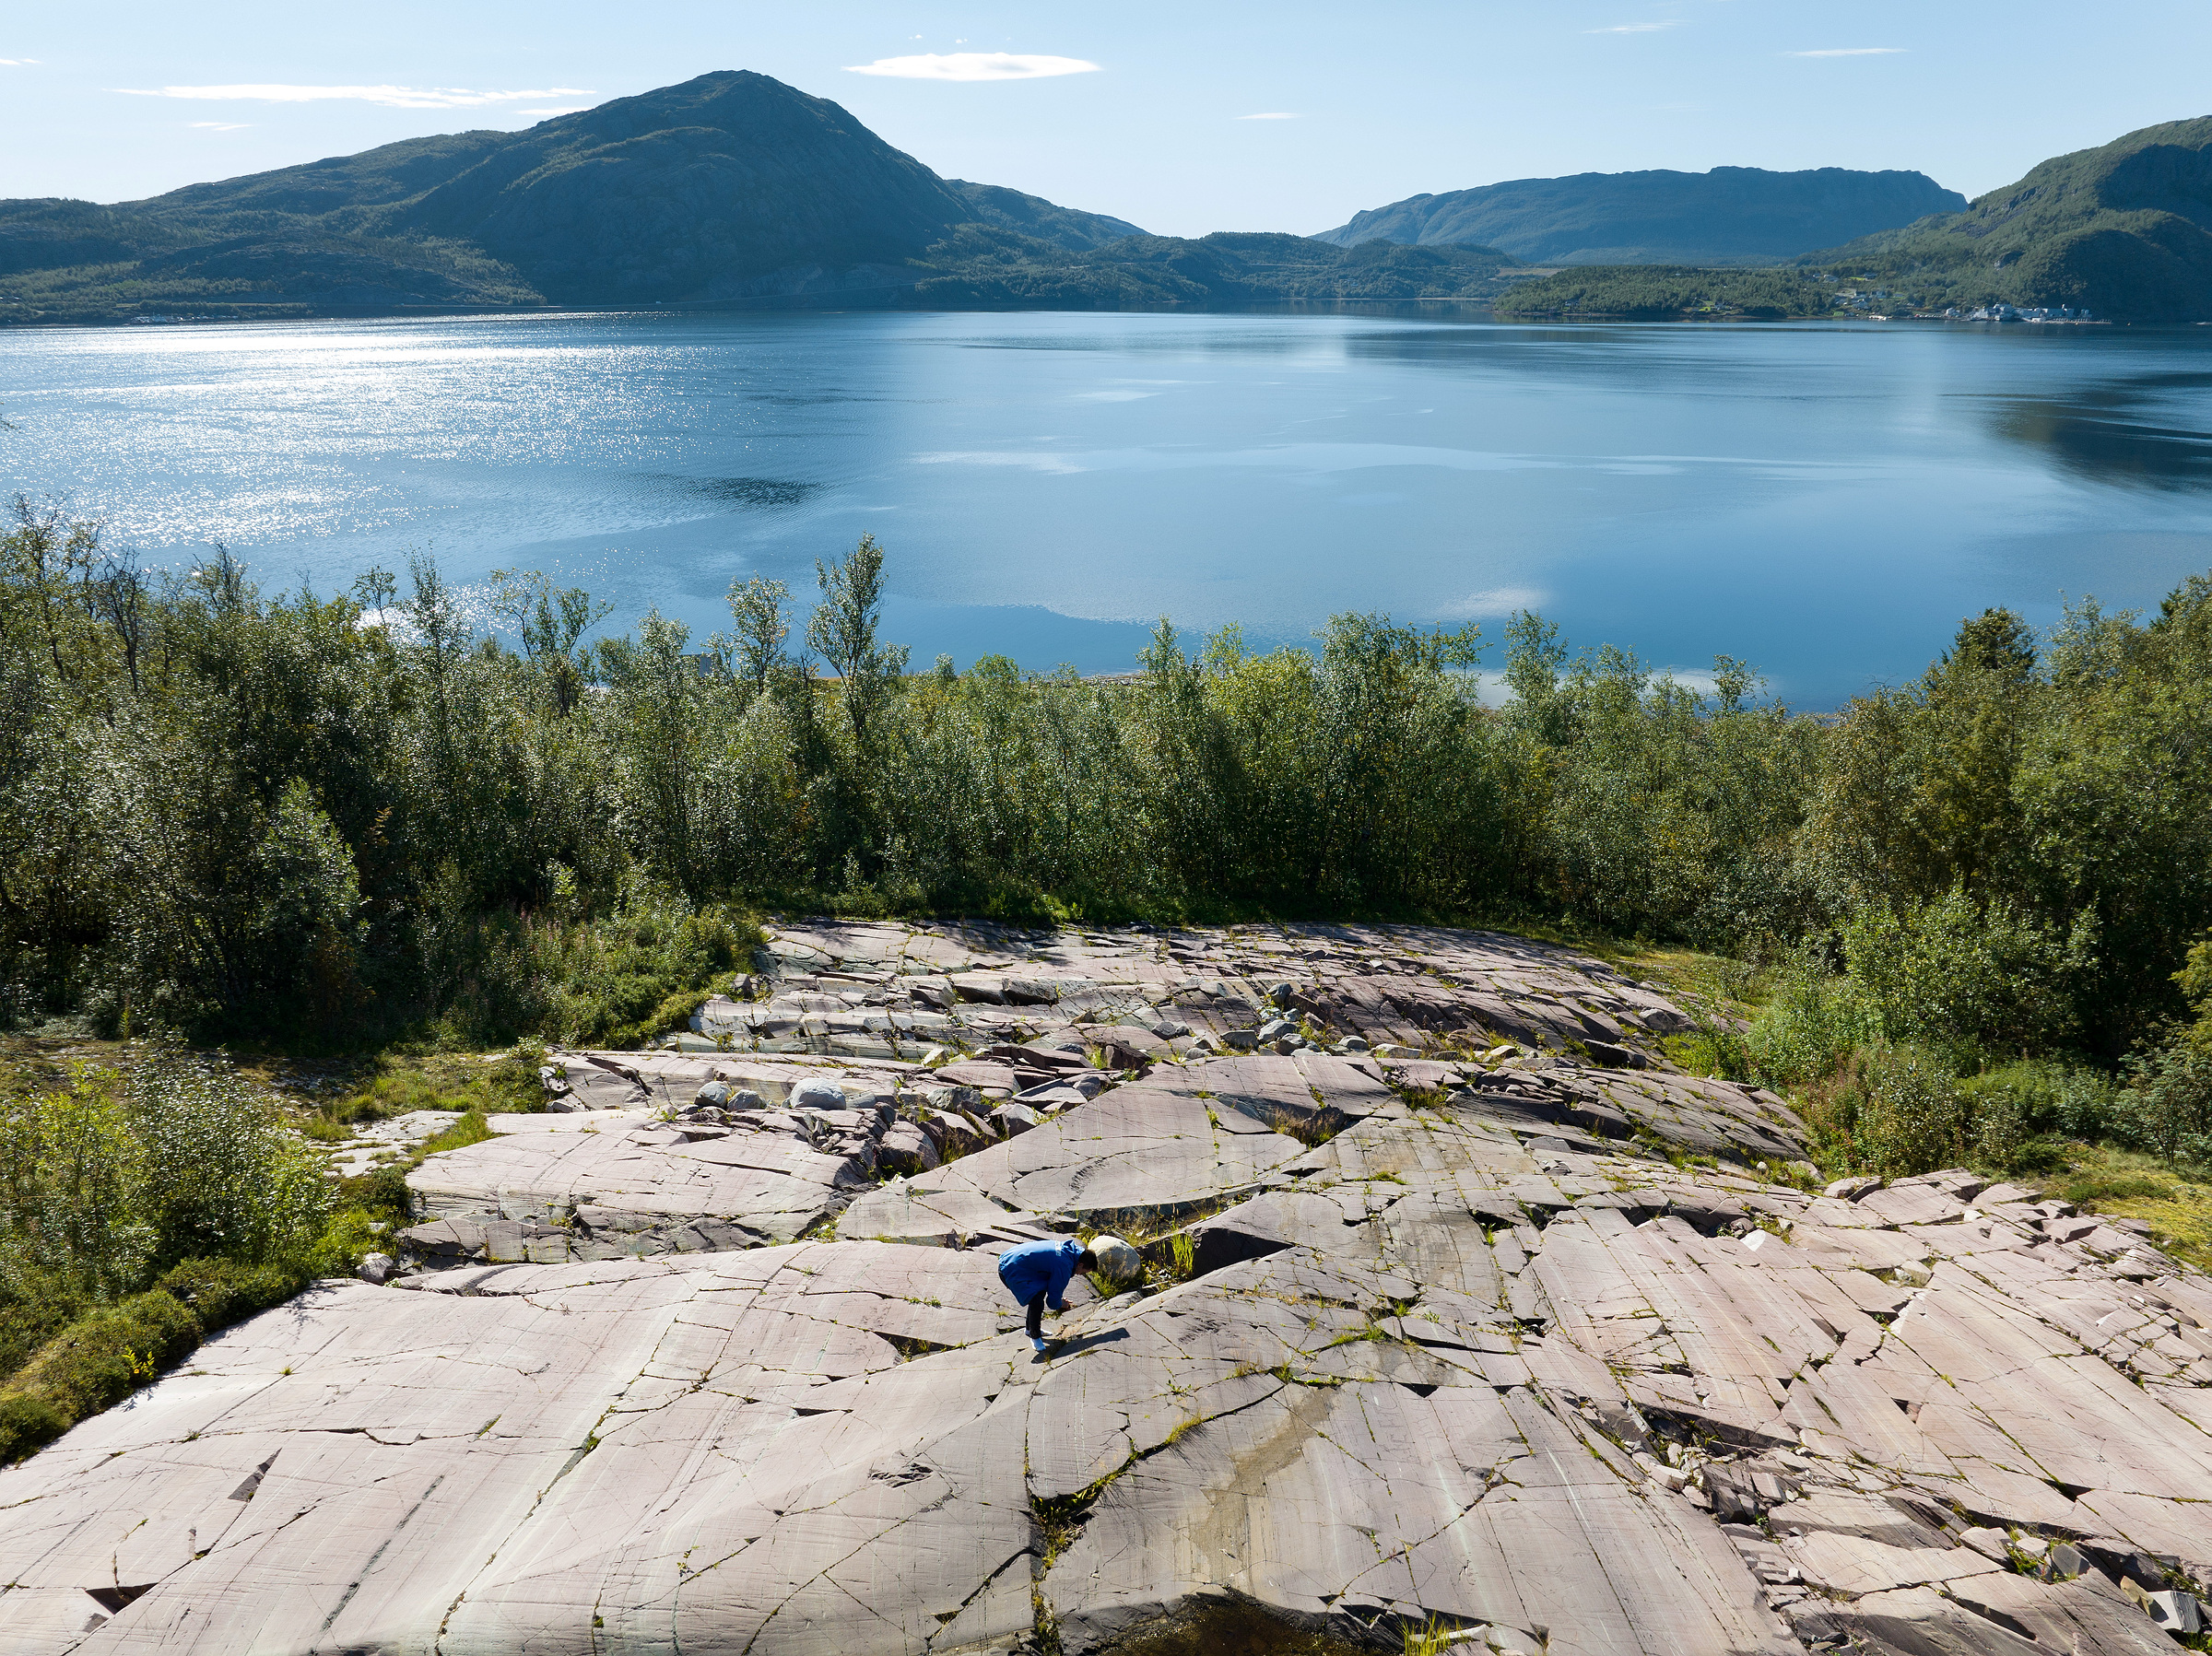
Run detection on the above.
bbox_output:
[2,922,2206,1656]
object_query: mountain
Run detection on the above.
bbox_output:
[0,70,1521,323]
[946,181,1144,251]
[0,72,1151,323]
[1806,116,2212,320]
[909,228,1520,309]
[1316,167,1966,266]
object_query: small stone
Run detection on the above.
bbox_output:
[355,1252,394,1286]
[1265,982,1295,1008]
[2145,1591,2202,1636]
[1824,1175,1883,1201]
[1958,1527,2010,1563]
[1088,1234,1142,1281]
[2041,1541,2086,1580]
[694,1080,732,1109]
[788,1077,849,1111]
[877,1121,940,1175]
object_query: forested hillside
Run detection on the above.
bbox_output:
[1493,265,1837,320]
[1810,115,2212,320]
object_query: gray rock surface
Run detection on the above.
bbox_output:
[5,922,2208,1656]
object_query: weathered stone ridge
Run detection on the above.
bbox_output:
[1,922,2206,1655]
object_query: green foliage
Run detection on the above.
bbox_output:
[0,1048,336,1462]
[809,534,910,745]
[1746,967,1882,1089]
[0,1051,327,1297]
[129,1051,333,1266]
[1807,115,2212,320]
[154,1257,308,1330]
[0,1066,156,1298]
[0,1391,68,1464]
[1841,887,2095,1056]
[1859,1045,1967,1178]
[6,1287,199,1426]
[1493,266,1838,320]
[6,505,2212,1151]
[2115,1041,2212,1167]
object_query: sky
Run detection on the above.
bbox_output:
[6,2,2212,237]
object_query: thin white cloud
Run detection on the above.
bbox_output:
[1238,112,1300,120]
[1583,21,1681,32]
[113,84,594,109]
[188,121,250,131]
[843,53,1100,81]
[0,57,41,65]
[1786,47,1904,56]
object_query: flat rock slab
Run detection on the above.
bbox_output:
[700,918,1697,1064]
[410,924,1802,1270]
[404,1104,889,1261]
[14,923,2209,1656]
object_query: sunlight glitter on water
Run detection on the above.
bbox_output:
[6,309,2212,706]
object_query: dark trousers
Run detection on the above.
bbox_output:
[1026,1291,1048,1338]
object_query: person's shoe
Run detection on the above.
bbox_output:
[1031,1336,1049,1354]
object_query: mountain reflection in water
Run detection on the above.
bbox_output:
[4,311,2210,707]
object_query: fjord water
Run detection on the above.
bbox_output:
[5,309,2210,707]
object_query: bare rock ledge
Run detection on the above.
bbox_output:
[2,921,2206,1656]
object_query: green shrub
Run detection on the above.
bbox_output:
[8,1288,200,1427]
[2003,1137,2071,1176]
[2113,1040,2212,1168]
[0,1067,156,1299]
[335,1166,414,1228]
[0,1392,67,1462]
[1953,1060,2115,1169]
[129,1051,333,1267]
[0,1255,312,1465]
[0,1289,82,1384]
[156,1258,306,1333]
[1746,967,1880,1088]
[1860,1045,1967,1176]
[1663,1025,1751,1081]
[1842,888,2094,1056]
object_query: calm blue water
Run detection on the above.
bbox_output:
[5,309,2211,707]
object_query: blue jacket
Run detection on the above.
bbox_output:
[996,1237,1086,1310]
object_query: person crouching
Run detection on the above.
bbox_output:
[995,1236,1097,1354]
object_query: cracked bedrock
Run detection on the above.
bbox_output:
[1,930,2209,1654]
[398,921,1783,1267]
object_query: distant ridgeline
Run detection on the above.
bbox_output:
[16,80,2212,323]
[1316,166,1967,266]
[0,71,1525,323]
[1802,116,2212,321]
